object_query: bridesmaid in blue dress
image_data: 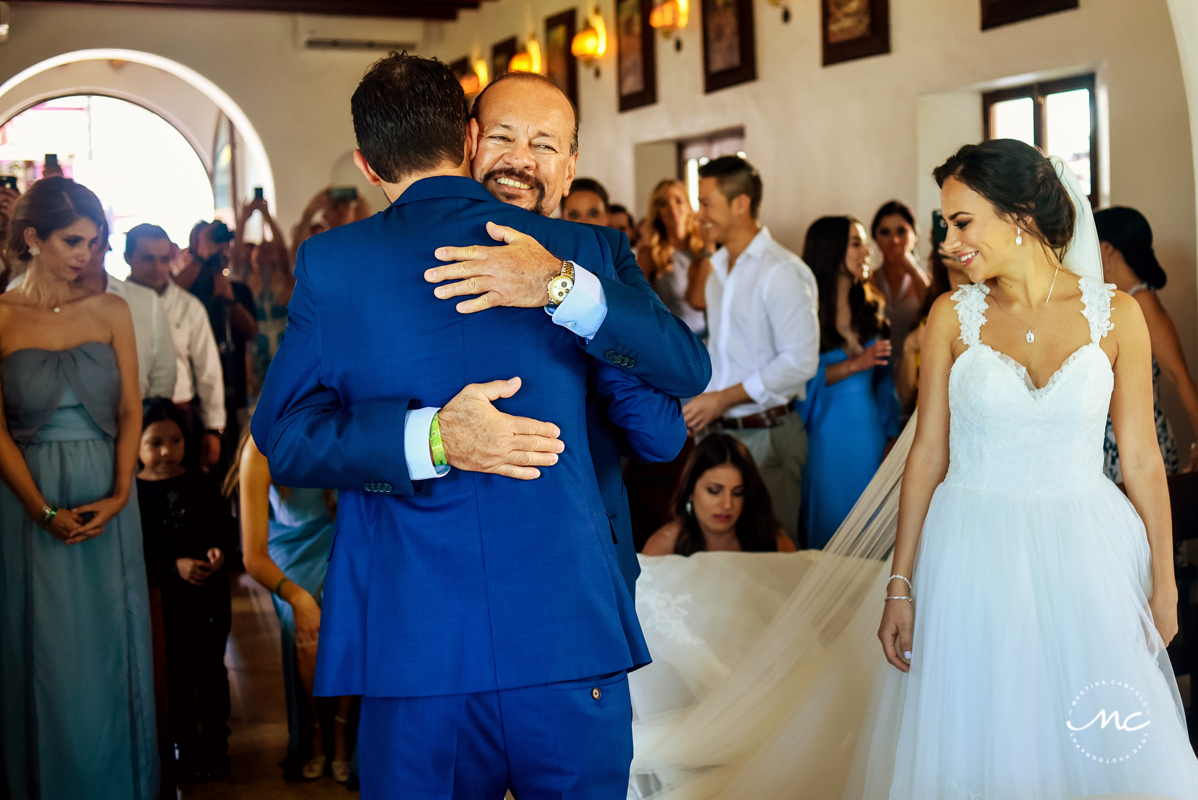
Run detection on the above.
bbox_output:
[0,177,157,798]
[796,216,900,549]
[226,431,353,784]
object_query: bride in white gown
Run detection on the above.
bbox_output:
[627,141,1198,799]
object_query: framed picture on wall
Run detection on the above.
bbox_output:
[702,0,756,93]
[491,36,518,83]
[980,0,1078,30]
[821,0,890,66]
[545,9,579,109]
[617,0,657,112]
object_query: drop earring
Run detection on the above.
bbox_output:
[685,501,693,516]
[28,246,40,257]
[1015,228,1023,246]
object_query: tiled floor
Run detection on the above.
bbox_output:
[180,573,356,800]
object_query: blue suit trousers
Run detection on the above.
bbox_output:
[358,672,632,800]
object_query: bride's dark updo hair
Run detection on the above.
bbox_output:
[933,139,1076,259]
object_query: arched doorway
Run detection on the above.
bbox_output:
[0,94,215,278]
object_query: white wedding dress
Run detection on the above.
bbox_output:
[626,160,1198,800]
[847,276,1198,799]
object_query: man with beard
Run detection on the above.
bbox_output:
[422,71,710,597]
[253,52,685,798]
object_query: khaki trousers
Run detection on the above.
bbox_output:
[718,410,808,544]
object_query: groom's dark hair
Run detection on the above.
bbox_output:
[351,52,468,183]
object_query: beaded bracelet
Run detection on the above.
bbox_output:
[888,574,913,594]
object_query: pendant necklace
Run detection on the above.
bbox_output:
[1001,264,1060,344]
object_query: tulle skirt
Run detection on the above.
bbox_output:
[849,478,1198,800]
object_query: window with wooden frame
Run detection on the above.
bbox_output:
[982,73,1097,206]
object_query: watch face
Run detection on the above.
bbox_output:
[549,276,574,304]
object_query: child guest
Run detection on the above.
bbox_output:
[137,398,236,783]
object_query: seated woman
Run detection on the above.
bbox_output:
[225,430,354,783]
[796,216,900,550]
[642,433,795,555]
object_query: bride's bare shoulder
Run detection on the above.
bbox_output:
[642,520,682,556]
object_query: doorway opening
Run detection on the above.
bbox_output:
[0,94,216,278]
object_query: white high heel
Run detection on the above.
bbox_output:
[302,722,325,779]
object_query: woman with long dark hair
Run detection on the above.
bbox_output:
[0,177,158,797]
[795,216,899,550]
[861,139,1198,795]
[1096,206,1198,478]
[641,433,794,555]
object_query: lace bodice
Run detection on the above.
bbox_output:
[943,277,1116,494]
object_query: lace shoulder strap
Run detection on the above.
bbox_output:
[951,282,989,347]
[1078,276,1116,343]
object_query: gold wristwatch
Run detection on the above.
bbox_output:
[546,261,575,308]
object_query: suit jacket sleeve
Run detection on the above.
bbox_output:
[590,361,687,464]
[251,245,418,494]
[583,232,711,399]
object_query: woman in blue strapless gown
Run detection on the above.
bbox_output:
[0,178,157,798]
[796,217,900,550]
[226,432,352,784]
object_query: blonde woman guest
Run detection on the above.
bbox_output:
[637,178,711,337]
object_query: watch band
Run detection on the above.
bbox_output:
[429,412,448,468]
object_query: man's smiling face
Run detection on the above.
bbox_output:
[470,78,578,216]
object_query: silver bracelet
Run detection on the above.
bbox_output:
[885,596,913,603]
[888,574,913,594]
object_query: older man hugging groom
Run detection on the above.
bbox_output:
[253,53,705,799]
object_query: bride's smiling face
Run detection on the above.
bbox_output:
[940,177,1025,284]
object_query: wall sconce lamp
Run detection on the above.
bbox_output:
[649,0,688,36]
[571,10,607,64]
[508,36,543,74]
[460,58,489,94]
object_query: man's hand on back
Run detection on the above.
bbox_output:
[439,377,564,480]
[427,222,561,314]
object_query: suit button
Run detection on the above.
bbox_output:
[625,358,637,368]
[605,349,619,363]
[379,483,393,493]
[592,687,601,700]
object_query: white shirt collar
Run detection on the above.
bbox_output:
[711,226,772,279]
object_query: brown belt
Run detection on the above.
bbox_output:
[714,404,790,431]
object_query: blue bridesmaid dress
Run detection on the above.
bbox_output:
[266,485,336,773]
[0,343,158,799]
[795,341,900,550]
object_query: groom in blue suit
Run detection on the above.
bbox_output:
[252,54,686,799]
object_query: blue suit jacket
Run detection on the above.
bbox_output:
[582,227,708,598]
[253,177,685,697]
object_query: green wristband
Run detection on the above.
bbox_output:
[430,412,448,469]
[275,577,291,596]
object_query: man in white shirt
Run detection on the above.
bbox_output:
[682,156,820,543]
[125,224,226,470]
